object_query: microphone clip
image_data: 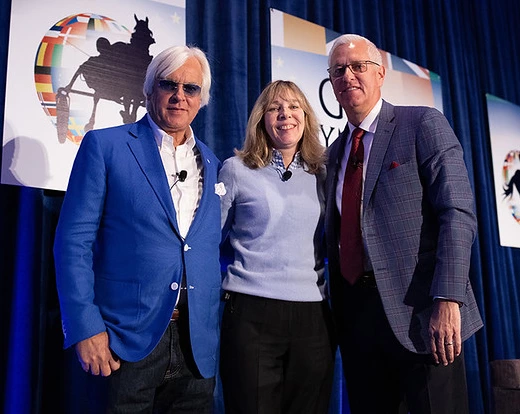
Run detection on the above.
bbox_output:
[177,170,187,182]
[281,170,292,182]
[170,170,188,190]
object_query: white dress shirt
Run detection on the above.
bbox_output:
[147,114,203,239]
[335,99,383,213]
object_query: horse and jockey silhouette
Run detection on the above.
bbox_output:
[56,15,155,143]
[504,169,520,199]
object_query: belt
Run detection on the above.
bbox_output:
[171,308,180,321]
[355,271,377,288]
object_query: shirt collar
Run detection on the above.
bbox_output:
[147,113,196,151]
[271,149,303,171]
[346,98,383,138]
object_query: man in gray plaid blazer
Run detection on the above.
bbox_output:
[324,34,483,413]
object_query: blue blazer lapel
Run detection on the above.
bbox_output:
[126,116,180,235]
[364,101,396,210]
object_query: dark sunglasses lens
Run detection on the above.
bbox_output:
[157,80,200,96]
[158,80,177,91]
[183,84,201,96]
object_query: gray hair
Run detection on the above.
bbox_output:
[143,45,211,110]
[328,34,383,67]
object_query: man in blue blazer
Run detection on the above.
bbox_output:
[54,45,222,412]
[325,34,483,413]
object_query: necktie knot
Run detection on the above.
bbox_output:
[352,127,365,142]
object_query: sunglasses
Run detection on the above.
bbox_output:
[156,80,202,97]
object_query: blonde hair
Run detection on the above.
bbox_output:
[236,80,325,174]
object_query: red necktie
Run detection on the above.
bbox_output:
[340,127,365,284]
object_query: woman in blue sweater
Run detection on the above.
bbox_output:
[219,80,336,414]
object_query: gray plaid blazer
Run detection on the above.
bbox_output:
[325,100,483,353]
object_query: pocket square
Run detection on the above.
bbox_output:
[390,161,400,170]
[215,182,226,196]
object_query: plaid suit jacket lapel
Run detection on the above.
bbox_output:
[364,101,396,211]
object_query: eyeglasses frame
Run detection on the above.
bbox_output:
[327,60,381,79]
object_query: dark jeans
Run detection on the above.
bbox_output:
[77,317,215,414]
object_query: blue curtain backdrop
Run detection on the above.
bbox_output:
[1,0,520,412]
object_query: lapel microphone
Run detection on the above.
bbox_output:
[282,170,292,181]
[177,170,188,182]
[170,170,188,190]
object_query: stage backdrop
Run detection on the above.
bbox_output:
[1,0,185,191]
[486,93,520,248]
[270,8,443,147]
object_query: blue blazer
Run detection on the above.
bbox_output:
[54,116,222,378]
[325,101,483,353]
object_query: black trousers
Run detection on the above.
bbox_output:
[336,278,469,414]
[220,292,336,414]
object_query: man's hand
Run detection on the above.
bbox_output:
[75,331,121,376]
[429,299,462,365]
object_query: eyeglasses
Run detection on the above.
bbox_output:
[327,61,380,78]
[156,80,202,97]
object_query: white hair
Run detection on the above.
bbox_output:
[328,34,383,67]
[143,45,211,110]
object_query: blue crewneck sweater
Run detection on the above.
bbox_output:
[219,156,326,301]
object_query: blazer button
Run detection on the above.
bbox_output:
[170,282,179,291]
[184,244,191,252]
